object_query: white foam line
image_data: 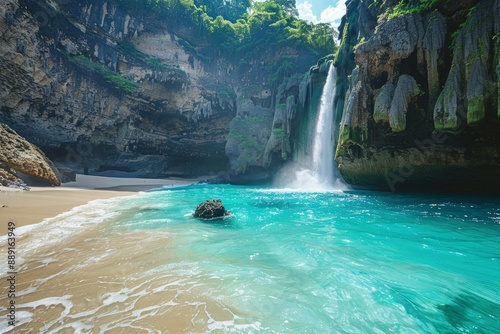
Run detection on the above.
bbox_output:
[0,223,39,243]
[46,321,93,334]
[258,187,346,194]
[190,308,203,327]
[151,278,187,293]
[70,308,100,320]
[96,291,156,333]
[15,295,73,333]
[203,303,262,333]
[130,305,162,318]
[0,194,142,257]
[0,310,32,333]
[89,273,212,332]
[102,287,134,306]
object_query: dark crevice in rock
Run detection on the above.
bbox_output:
[371,71,388,90]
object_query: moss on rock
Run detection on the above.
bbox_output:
[467,96,485,125]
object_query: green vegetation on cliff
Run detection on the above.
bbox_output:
[387,0,441,20]
[114,0,335,59]
[193,0,251,22]
[266,55,296,91]
[118,42,187,78]
[66,54,140,93]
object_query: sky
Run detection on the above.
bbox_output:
[252,0,347,31]
[296,0,346,29]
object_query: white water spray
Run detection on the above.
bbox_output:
[311,64,337,185]
[275,63,345,190]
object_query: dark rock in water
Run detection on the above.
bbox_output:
[194,199,232,219]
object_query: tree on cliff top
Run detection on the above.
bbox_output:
[274,0,298,17]
[194,0,251,22]
[114,0,336,58]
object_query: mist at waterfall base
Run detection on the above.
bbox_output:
[274,64,346,191]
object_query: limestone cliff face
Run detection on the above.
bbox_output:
[0,0,317,181]
[335,0,500,192]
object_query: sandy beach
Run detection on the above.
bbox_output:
[0,174,237,332]
[0,174,203,228]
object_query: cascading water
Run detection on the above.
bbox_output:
[275,63,345,190]
[311,64,337,186]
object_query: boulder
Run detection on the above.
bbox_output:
[0,168,29,190]
[0,123,60,186]
[194,199,232,219]
[58,167,77,183]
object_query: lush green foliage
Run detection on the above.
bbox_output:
[274,0,298,16]
[450,5,476,50]
[109,0,337,97]
[266,55,297,90]
[68,54,139,93]
[352,37,365,51]
[193,0,251,22]
[217,85,237,100]
[114,0,335,59]
[206,83,237,100]
[387,0,441,20]
[117,42,144,58]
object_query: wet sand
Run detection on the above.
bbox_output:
[0,174,203,227]
[0,180,242,333]
[0,174,244,332]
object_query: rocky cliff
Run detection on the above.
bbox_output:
[335,0,500,192]
[0,123,60,187]
[0,0,320,182]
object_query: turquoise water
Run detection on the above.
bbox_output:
[111,184,500,333]
[3,184,499,332]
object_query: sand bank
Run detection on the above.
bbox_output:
[0,174,203,228]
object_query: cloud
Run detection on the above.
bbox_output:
[297,1,346,29]
[297,1,317,23]
[319,2,346,27]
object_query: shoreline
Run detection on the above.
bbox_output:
[0,174,204,228]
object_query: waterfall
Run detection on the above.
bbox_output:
[275,63,345,190]
[311,64,337,186]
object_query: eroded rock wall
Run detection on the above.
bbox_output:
[335,0,500,192]
[0,0,318,181]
